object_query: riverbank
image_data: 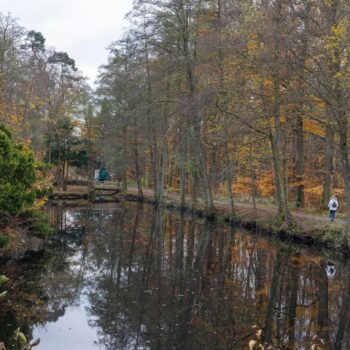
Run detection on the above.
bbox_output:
[122,188,348,254]
[1,200,344,350]
[0,210,53,259]
[51,185,349,254]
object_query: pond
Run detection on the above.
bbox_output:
[0,201,349,350]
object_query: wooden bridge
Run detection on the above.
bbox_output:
[90,181,121,200]
[91,181,120,191]
[51,181,122,201]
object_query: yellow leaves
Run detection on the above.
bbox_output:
[233,172,275,197]
[257,172,275,197]
[290,254,320,267]
[21,143,32,154]
[330,18,350,45]
[323,18,350,67]
[0,100,27,135]
[247,33,260,54]
[263,78,274,90]
[32,198,47,210]
[304,184,323,196]
[304,119,325,138]
[28,96,45,111]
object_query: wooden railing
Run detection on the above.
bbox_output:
[92,181,120,191]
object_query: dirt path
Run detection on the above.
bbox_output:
[52,185,347,251]
[57,185,344,227]
[126,187,345,229]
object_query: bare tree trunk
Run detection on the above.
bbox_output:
[157,138,167,202]
[133,134,143,197]
[144,31,160,202]
[60,161,65,191]
[156,92,169,203]
[323,126,334,206]
[270,133,291,226]
[295,115,304,207]
[269,0,292,227]
[293,2,311,208]
[85,105,95,191]
[190,171,197,209]
[264,252,284,345]
[180,3,214,213]
[62,161,68,191]
[335,259,350,349]
[318,260,330,347]
[195,130,214,212]
[217,0,234,217]
[224,132,235,219]
[339,123,350,238]
[249,144,257,213]
[148,140,157,198]
[288,263,299,347]
[180,153,186,208]
[122,125,128,194]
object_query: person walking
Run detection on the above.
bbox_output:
[328,195,338,222]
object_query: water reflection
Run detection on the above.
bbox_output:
[1,202,350,349]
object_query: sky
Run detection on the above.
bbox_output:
[0,0,134,85]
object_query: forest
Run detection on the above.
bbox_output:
[2,1,350,349]
[1,0,350,239]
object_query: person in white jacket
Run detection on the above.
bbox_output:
[328,195,338,222]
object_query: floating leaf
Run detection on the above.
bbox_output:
[30,338,40,347]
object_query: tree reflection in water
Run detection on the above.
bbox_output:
[0,205,87,349]
[1,202,350,349]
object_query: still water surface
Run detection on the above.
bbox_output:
[0,202,349,349]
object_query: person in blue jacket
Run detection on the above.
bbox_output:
[99,168,109,182]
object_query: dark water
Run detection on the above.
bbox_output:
[0,202,349,350]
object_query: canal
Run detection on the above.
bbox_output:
[0,202,348,349]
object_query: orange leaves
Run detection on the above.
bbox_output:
[304,119,326,138]
[246,32,260,54]
[233,171,275,198]
[257,172,275,197]
[233,176,254,195]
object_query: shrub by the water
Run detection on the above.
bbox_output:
[22,209,53,237]
[0,124,37,225]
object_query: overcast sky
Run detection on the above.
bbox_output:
[1,0,134,85]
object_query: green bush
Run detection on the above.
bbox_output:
[22,209,53,237]
[0,124,37,224]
